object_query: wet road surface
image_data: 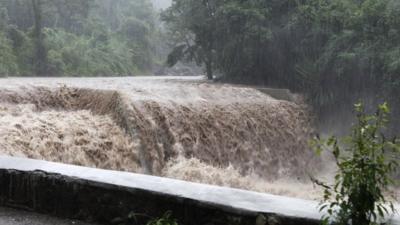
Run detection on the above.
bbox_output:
[0,207,95,225]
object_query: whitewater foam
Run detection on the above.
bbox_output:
[0,77,322,199]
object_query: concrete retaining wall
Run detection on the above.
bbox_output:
[256,88,295,102]
[0,156,398,225]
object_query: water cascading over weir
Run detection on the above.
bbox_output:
[0,77,338,225]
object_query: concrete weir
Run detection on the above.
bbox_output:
[0,156,399,225]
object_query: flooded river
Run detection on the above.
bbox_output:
[0,76,336,199]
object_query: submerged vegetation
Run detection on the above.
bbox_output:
[313,103,400,225]
[0,0,162,76]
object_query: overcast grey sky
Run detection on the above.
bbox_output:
[151,0,172,10]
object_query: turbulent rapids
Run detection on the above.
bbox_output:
[0,77,324,199]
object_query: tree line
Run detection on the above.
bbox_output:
[163,0,400,132]
[0,0,162,76]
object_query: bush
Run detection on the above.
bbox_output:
[313,103,400,225]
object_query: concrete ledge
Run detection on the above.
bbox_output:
[0,156,398,225]
[256,88,295,102]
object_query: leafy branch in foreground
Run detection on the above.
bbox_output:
[312,102,400,225]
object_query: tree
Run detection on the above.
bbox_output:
[50,0,93,34]
[0,7,8,31]
[0,0,159,76]
[32,0,48,75]
[0,32,18,76]
[162,0,400,133]
[162,0,219,79]
[0,6,18,76]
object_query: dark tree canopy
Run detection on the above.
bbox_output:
[163,0,400,132]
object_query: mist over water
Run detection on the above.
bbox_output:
[0,77,331,199]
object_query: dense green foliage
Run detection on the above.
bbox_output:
[0,0,160,76]
[163,0,400,129]
[313,103,400,225]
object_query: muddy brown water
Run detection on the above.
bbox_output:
[0,77,333,200]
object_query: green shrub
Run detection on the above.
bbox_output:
[313,103,400,225]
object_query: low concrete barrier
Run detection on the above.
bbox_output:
[0,156,398,225]
[256,88,295,102]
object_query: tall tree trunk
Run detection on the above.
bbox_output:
[205,49,213,80]
[206,61,213,80]
[32,0,47,75]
